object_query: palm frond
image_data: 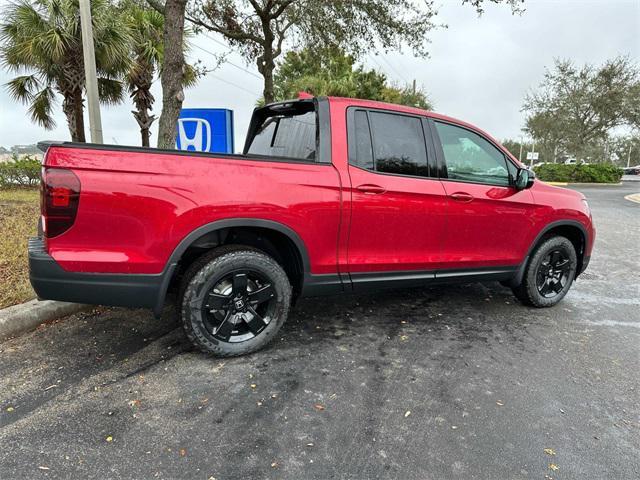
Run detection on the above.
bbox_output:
[28,84,57,129]
[97,77,124,105]
[5,74,41,102]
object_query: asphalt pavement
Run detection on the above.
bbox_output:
[1,182,638,480]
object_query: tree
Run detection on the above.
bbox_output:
[609,134,640,167]
[146,0,190,149]
[501,139,533,162]
[188,0,521,104]
[523,57,640,161]
[122,1,200,147]
[1,0,131,142]
[270,47,432,109]
[123,2,165,147]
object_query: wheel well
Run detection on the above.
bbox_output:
[538,224,586,274]
[175,226,305,295]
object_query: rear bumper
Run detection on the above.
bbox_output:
[28,237,174,315]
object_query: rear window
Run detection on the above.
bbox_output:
[246,103,317,161]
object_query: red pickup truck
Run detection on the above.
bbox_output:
[30,96,594,356]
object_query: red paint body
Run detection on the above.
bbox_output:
[41,97,595,280]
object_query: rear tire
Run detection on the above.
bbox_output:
[511,236,577,308]
[180,245,291,357]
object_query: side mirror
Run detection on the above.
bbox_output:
[515,168,535,190]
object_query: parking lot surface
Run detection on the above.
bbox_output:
[1,183,638,480]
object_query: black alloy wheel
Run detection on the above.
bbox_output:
[204,271,277,343]
[511,235,577,308]
[535,248,572,298]
[180,246,291,357]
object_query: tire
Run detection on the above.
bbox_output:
[180,245,292,357]
[511,235,577,308]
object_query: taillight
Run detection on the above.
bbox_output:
[42,168,80,238]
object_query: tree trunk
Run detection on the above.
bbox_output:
[141,124,151,147]
[256,18,276,104]
[133,107,154,147]
[131,59,156,148]
[256,52,276,104]
[63,89,86,142]
[156,0,187,149]
[262,60,275,104]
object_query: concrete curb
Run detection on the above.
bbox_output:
[0,299,91,340]
[544,181,622,186]
[624,193,640,204]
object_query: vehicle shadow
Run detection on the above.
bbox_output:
[0,281,542,429]
[279,281,539,351]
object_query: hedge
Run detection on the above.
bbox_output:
[0,155,41,187]
[533,163,623,183]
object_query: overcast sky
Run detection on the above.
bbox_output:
[0,0,638,150]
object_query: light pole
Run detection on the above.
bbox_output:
[79,0,103,143]
[518,135,524,162]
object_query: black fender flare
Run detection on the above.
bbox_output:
[154,218,310,315]
[509,219,588,287]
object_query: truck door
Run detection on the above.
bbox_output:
[430,119,536,269]
[345,108,448,289]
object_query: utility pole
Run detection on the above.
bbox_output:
[79,0,103,143]
[518,135,524,162]
[628,144,633,168]
[530,141,536,167]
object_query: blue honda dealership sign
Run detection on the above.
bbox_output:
[176,108,234,153]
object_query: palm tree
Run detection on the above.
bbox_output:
[0,0,131,142]
[123,2,199,147]
[123,3,163,147]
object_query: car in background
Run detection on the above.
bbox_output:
[623,165,640,175]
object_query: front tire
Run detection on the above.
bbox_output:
[512,236,577,308]
[180,246,292,357]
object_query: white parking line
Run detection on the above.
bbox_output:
[583,320,640,329]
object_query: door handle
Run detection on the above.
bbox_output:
[449,192,474,203]
[356,184,386,194]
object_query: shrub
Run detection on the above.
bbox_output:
[533,163,623,183]
[0,155,41,187]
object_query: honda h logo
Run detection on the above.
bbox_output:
[177,117,212,152]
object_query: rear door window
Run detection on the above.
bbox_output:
[349,109,430,178]
[369,112,429,177]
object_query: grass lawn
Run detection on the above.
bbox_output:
[0,188,39,309]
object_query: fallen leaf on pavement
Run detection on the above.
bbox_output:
[271,462,278,468]
[106,436,113,442]
[38,466,50,470]
[250,384,257,389]
[6,407,14,412]
[496,401,504,406]
[404,411,411,418]
[314,404,325,411]
[544,448,556,456]
[179,449,187,457]
[549,464,559,471]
